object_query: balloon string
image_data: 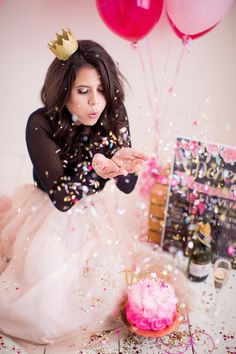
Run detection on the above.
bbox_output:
[159,40,189,142]
[137,43,153,110]
[159,41,172,109]
[146,38,160,156]
[146,38,159,106]
[154,41,172,156]
[168,37,191,93]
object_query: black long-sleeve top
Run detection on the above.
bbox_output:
[25,107,138,212]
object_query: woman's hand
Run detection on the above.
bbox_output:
[92,149,149,179]
[92,153,121,179]
[111,148,149,175]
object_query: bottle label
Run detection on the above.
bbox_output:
[197,231,212,247]
[189,261,211,277]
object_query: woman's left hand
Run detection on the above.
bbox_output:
[92,153,125,179]
[111,148,149,174]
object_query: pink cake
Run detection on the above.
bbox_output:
[125,277,177,331]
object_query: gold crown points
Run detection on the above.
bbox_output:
[48,28,78,61]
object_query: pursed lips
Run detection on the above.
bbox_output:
[88,111,99,117]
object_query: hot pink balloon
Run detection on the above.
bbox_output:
[165,0,234,40]
[96,0,163,42]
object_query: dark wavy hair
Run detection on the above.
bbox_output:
[41,40,128,162]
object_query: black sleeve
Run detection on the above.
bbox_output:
[113,104,138,193]
[25,112,105,212]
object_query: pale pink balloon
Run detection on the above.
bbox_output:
[165,0,234,38]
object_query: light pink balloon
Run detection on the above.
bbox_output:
[165,0,234,36]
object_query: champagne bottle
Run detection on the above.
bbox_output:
[187,222,212,282]
[231,255,236,270]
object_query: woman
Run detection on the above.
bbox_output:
[0,30,149,346]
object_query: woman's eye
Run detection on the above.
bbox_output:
[77,89,88,94]
[98,87,104,92]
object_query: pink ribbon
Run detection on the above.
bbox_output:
[155,328,215,354]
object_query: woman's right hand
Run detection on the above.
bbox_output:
[92,153,122,179]
[111,148,149,174]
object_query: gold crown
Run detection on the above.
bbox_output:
[48,29,78,61]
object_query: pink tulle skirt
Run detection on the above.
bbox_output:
[0,184,145,346]
[0,184,194,350]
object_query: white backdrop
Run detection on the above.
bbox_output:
[0,0,235,194]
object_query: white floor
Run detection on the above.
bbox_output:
[0,325,194,354]
[2,270,235,354]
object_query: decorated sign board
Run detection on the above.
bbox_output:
[162,137,236,262]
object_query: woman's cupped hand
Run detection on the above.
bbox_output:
[92,148,149,179]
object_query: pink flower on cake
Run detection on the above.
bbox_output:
[135,317,151,331]
[150,318,167,331]
[220,147,236,163]
[125,278,177,332]
[126,304,152,330]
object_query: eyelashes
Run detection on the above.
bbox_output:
[77,87,104,95]
[77,89,88,94]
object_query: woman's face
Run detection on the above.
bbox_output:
[66,66,107,126]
